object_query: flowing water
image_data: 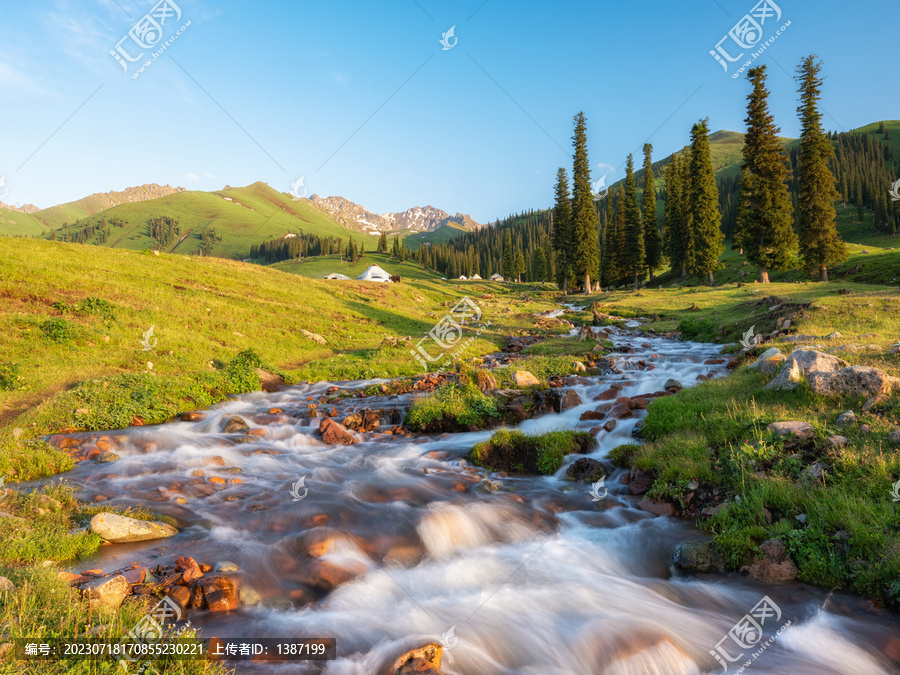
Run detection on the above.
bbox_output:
[49,326,900,674]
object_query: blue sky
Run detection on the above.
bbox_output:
[0,0,896,223]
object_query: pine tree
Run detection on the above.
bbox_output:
[551,168,573,292]
[641,144,662,281]
[795,55,846,281]
[570,112,600,295]
[622,154,646,290]
[377,232,388,253]
[532,248,547,282]
[614,185,627,285]
[687,119,723,285]
[601,193,618,287]
[391,235,400,257]
[502,230,514,280]
[663,154,692,279]
[515,248,525,282]
[733,66,797,283]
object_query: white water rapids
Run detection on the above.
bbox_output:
[47,325,900,674]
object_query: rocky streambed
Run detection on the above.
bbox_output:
[35,325,900,674]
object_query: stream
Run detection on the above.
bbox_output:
[49,323,900,674]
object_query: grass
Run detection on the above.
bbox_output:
[268,251,447,281]
[469,428,595,474]
[404,381,501,431]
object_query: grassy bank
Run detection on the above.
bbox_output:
[598,282,900,607]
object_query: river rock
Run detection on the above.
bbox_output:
[89,513,178,543]
[767,421,815,440]
[835,411,856,427]
[513,370,541,387]
[607,403,633,420]
[342,410,382,432]
[764,349,849,392]
[215,561,240,572]
[749,347,786,375]
[222,416,250,433]
[318,418,356,445]
[386,642,445,675]
[628,470,652,495]
[664,379,682,392]
[565,458,609,483]
[673,539,724,573]
[741,538,798,583]
[81,575,130,611]
[96,452,120,462]
[198,576,239,612]
[636,498,674,517]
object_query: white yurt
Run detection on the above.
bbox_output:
[356,265,392,282]
[324,273,351,280]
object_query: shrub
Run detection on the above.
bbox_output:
[469,428,595,474]
[677,317,719,342]
[0,361,22,391]
[222,348,268,393]
[41,317,75,343]
[405,381,500,431]
[77,296,115,320]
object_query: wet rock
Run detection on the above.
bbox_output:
[222,416,250,433]
[387,643,445,675]
[767,421,815,440]
[565,458,610,483]
[704,358,726,365]
[835,411,856,427]
[255,368,285,393]
[342,410,383,432]
[741,538,798,582]
[607,403,633,420]
[318,418,357,445]
[166,585,191,609]
[199,576,239,612]
[580,410,606,421]
[82,575,130,611]
[215,561,239,573]
[96,452,120,463]
[664,379,682,392]
[673,539,724,573]
[726,357,741,369]
[628,470,652,495]
[594,385,623,401]
[512,370,541,387]
[176,556,203,583]
[604,420,617,433]
[558,389,583,412]
[121,566,147,585]
[748,348,786,375]
[89,513,178,543]
[181,411,205,422]
[636,498,674,517]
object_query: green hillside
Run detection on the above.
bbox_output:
[0,208,50,238]
[406,222,469,249]
[46,182,378,259]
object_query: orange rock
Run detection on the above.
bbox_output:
[199,576,239,612]
[199,563,212,573]
[207,456,226,466]
[209,476,226,484]
[269,408,283,414]
[246,428,265,437]
[122,567,147,585]
[228,478,242,484]
[95,438,112,452]
[131,416,145,426]
[57,571,86,584]
[81,569,104,576]
[191,469,205,477]
[166,585,191,609]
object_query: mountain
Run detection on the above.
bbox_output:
[305,194,484,234]
[0,202,40,214]
[33,183,188,230]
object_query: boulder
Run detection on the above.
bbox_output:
[835,411,856,427]
[628,470,652,495]
[301,329,327,345]
[673,539,724,573]
[748,348,786,375]
[222,416,250,433]
[89,513,178,543]
[664,379,682,392]
[386,642,445,675]
[767,421,815,440]
[565,458,610,483]
[81,575,131,611]
[811,366,900,398]
[318,418,356,445]
[198,576,239,612]
[764,349,849,392]
[512,370,541,387]
[888,430,900,446]
[636,498,674,517]
[741,538,798,583]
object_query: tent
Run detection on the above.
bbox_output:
[489,273,504,281]
[356,265,392,282]
[470,274,483,280]
[324,273,351,280]
[458,275,468,281]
